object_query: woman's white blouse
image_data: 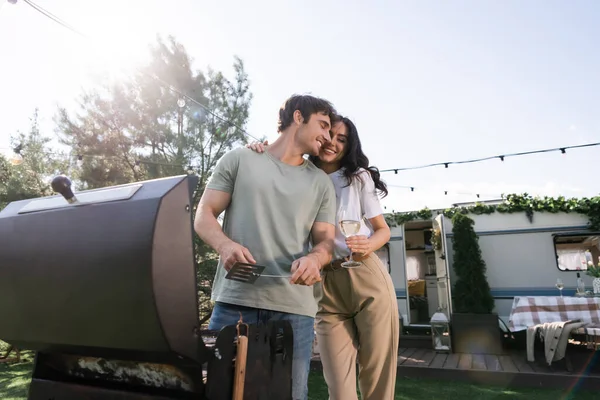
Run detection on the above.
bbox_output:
[328,167,384,259]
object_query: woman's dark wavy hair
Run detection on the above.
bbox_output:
[309,115,388,198]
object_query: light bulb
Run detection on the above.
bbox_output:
[177,98,186,108]
[9,153,23,166]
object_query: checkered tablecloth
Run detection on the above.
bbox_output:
[508,296,600,334]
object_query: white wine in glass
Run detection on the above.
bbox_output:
[340,220,361,237]
[339,209,362,268]
[556,278,564,298]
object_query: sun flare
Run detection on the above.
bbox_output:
[72,3,158,83]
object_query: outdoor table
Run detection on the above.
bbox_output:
[508,295,600,348]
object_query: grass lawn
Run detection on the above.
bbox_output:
[308,371,598,399]
[1,353,598,400]
[0,357,33,400]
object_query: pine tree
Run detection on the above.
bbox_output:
[451,212,495,314]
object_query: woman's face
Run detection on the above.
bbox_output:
[319,121,347,165]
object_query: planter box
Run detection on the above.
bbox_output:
[451,313,504,355]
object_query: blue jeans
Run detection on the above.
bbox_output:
[209,301,315,400]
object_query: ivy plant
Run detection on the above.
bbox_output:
[385,193,600,231]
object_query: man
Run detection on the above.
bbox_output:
[194,94,338,400]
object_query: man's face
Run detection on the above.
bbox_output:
[296,111,331,156]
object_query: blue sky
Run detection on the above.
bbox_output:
[1,0,599,212]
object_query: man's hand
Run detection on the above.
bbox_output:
[217,241,256,271]
[290,254,322,286]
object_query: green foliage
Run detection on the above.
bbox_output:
[586,265,600,278]
[450,213,495,314]
[385,207,433,226]
[55,35,253,190]
[0,156,10,210]
[0,109,70,210]
[386,193,600,231]
[586,259,600,278]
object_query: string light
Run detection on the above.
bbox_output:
[383,142,599,174]
[11,135,597,181]
[387,184,498,199]
[0,145,579,204]
[56,137,600,174]
[13,0,600,195]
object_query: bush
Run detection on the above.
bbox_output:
[451,212,495,314]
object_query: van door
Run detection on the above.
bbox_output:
[387,225,409,324]
[433,214,453,318]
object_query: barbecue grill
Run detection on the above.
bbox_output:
[0,174,293,399]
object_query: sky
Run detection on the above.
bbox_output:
[0,0,599,212]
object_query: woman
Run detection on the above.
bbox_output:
[247,115,399,400]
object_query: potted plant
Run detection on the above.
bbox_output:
[450,212,504,355]
[586,256,600,294]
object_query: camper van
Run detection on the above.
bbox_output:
[385,205,597,329]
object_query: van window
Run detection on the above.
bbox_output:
[553,234,600,271]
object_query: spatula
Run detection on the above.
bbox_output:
[225,262,268,284]
[225,262,323,284]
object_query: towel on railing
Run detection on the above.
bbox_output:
[526,319,586,365]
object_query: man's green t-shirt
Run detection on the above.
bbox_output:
[205,147,337,317]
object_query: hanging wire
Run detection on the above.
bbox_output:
[11,1,600,177]
[20,0,262,143]
[381,142,600,173]
[387,184,499,199]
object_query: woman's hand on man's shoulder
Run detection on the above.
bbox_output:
[245,140,269,153]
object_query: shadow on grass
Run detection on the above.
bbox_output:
[0,354,33,400]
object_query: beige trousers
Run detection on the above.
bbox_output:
[315,253,399,400]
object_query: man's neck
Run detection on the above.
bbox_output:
[267,130,306,166]
[319,162,341,174]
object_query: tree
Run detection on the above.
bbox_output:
[55,35,253,190]
[55,35,254,324]
[0,109,70,211]
[0,155,11,210]
[450,212,495,314]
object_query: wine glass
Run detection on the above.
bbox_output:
[339,207,362,268]
[556,278,564,298]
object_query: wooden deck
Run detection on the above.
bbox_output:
[311,346,600,390]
